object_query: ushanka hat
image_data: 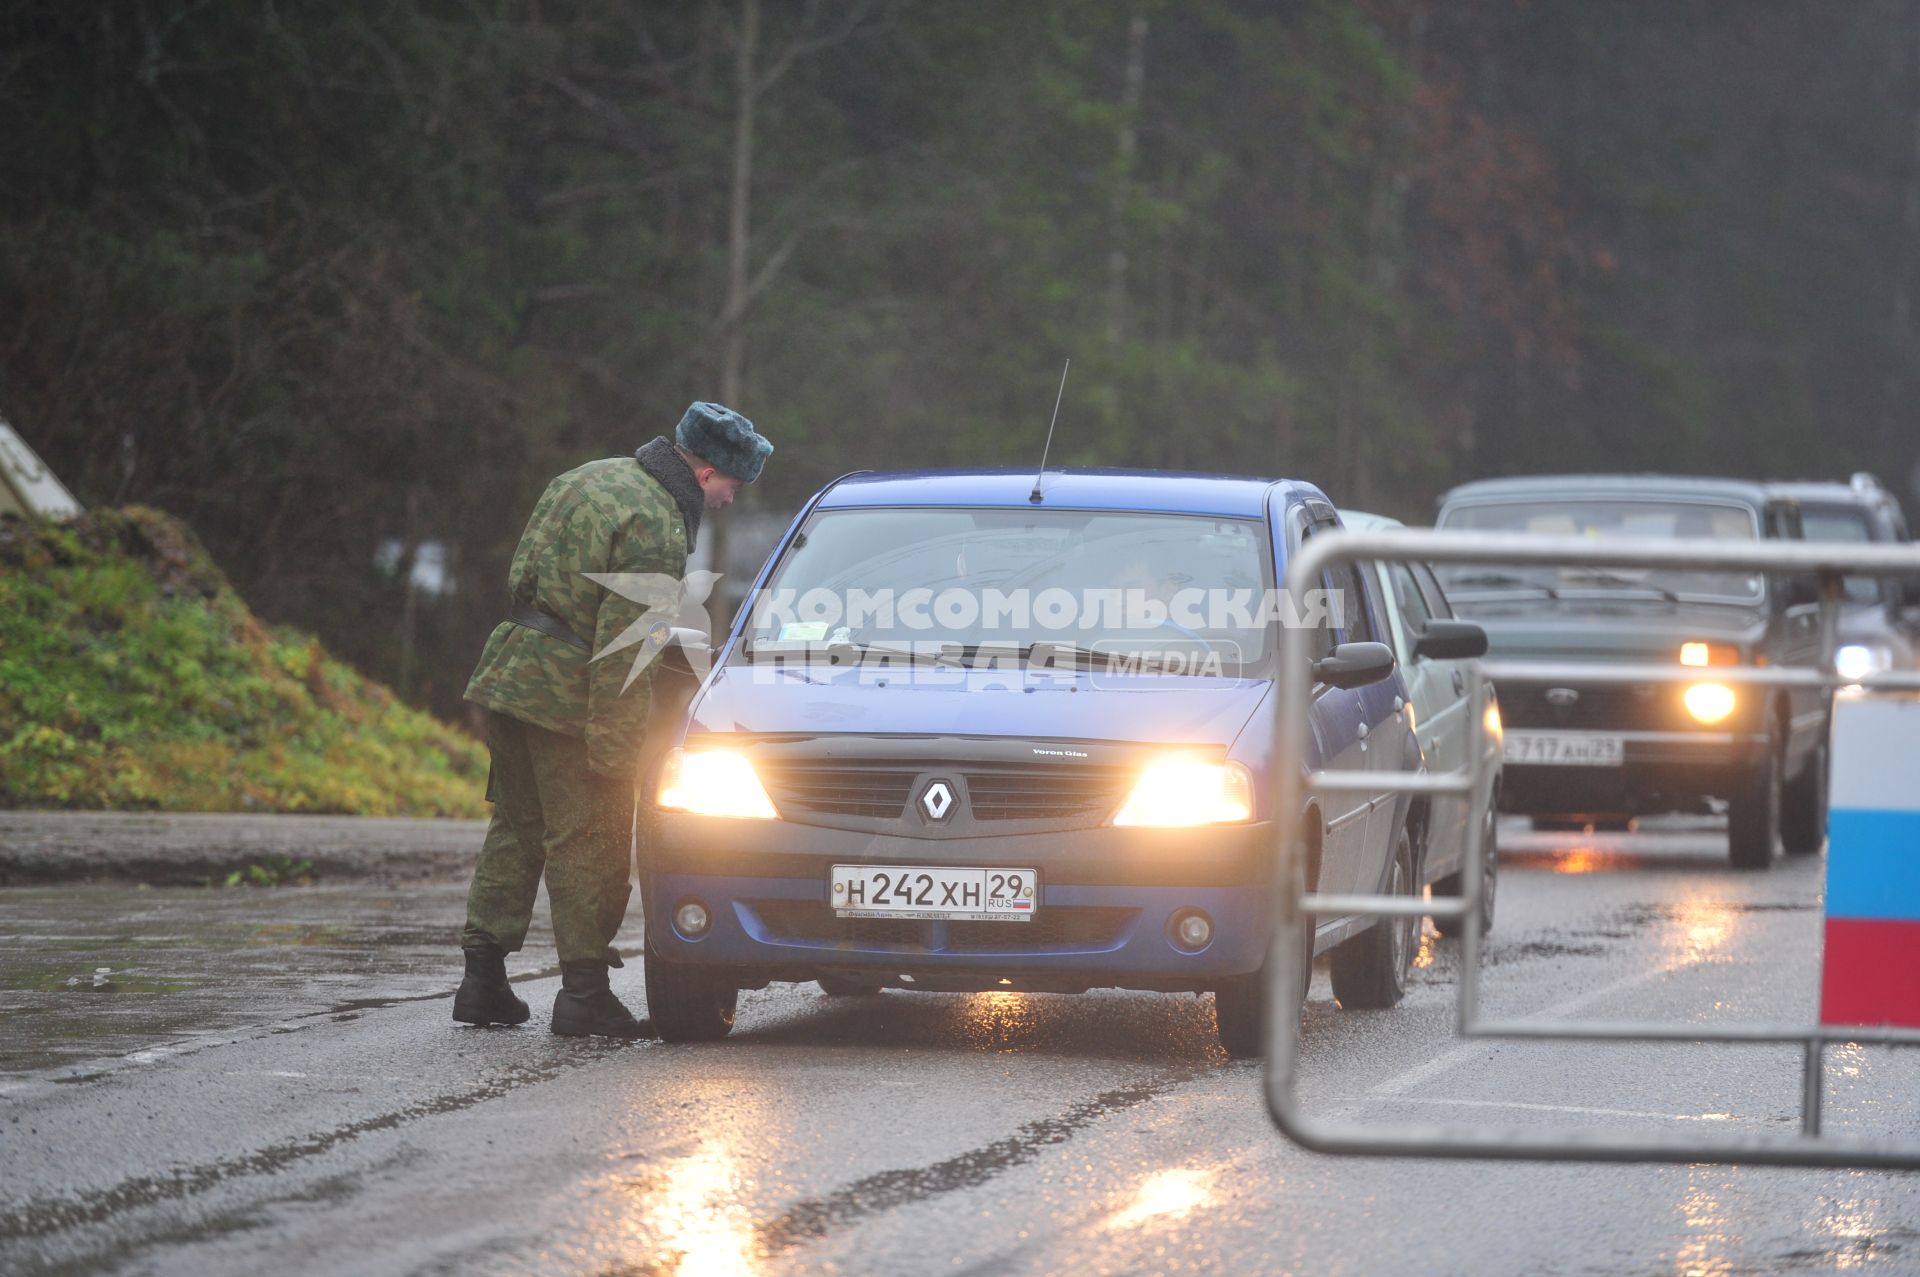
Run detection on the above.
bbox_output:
[675,402,773,483]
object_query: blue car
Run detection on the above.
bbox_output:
[642,469,1418,1055]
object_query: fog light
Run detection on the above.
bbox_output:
[1172,910,1213,951]
[1683,682,1736,724]
[674,900,712,938]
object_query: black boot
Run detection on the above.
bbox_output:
[551,960,653,1039]
[452,944,531,1026]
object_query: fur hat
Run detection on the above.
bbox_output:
[675,402,773,483]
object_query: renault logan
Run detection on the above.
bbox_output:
[642,469,1421,1054]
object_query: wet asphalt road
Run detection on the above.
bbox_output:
[2,819,1918,1276]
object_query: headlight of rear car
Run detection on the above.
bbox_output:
[655,748,779,820]
[1112,757,1253,827]
[1682,682,1737,724]
[1835,643,1893,682]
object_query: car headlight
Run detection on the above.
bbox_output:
[1112,756,1253,827]
[1835,643,1892,682]
[1682,682,1737,724]
[655,748,779,819]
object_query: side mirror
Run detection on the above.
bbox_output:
[1413,619,1489,661]
[1314,641,1397,689]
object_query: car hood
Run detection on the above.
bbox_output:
[1457,599,1768,661]
[685,663,1272,746]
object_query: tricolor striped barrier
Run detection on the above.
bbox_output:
[1822,695,1920,1028]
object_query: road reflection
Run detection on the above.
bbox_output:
[589,1076,765,1276]
[646,1143,758,1277]
[1673,1174,1737,1276]
[1107,1166,1214,1231]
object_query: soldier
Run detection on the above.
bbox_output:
[452,403,773,1037]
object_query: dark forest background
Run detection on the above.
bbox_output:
[5,0,1918,721]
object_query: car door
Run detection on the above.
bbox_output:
[1291,507,1379,895]
[1404,560,1475,880]
[1765,501,1829,774]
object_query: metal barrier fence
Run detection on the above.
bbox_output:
[1263,529,1920,1168]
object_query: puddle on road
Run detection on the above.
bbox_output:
[0,881,623,1079]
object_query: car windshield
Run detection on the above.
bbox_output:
[740,507,1273,674]
[1436,498,1764,602]
[1799,505,1881,603]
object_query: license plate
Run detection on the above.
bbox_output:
[830,864,1038,921]
[1502,731,1625,767]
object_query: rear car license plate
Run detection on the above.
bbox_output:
[830,864,1038,921]
[1502,731,1625,767]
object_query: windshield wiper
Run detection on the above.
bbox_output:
[1446,571,1559,598]
[1559,570,1681,602]
[1017,642,1100,670]
[826,640,970,669]
[740,638,970,669]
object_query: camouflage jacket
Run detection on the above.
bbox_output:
[466,454,692,778]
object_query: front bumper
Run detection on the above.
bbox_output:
[645,814,1275,992]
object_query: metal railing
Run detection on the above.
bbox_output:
[1263,529,1920,1168]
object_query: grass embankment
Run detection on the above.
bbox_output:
[0,507,486,816]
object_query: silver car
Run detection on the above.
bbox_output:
[1343,511,1502,935]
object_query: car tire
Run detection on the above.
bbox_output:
[1213,820,1317,1059]
[1780,738,1828,857]
[1727,740,1782,871]
[1212,971,1265,1059]
[643,950,738,1042]
[816,975,884,997]
[1433,801,1498,939]
[1330,824,1418,1009]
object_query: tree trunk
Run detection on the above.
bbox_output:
[712,0,761,598]
[1887,0,1920,467]
[1107,14,1148,345]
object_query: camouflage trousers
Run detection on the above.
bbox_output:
[462,713,634,965]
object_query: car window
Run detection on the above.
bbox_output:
[744,506,1272,671]
[1387,562,1432,643]
[1437,497,1764,601]
[1325,561,1375,646]
[1301,522,1374,660]
[1412,562,1454,620]
[1799,505,1881,604]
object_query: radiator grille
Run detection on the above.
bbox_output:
[758,758,1132,822]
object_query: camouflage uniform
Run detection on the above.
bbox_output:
[462,454,692,965]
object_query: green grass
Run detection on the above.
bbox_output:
[0,507,486,816]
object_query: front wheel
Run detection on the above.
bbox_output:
[1728,742,1782,871]
[1212,971,1265,1059]
[1330,824,1418,1009]
[1779,738,1828,856]
[1433,802,1499,939]
[644,950,738,1042]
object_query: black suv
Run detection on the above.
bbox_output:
[1765,474,1920,679]
[1434,475,1829,869]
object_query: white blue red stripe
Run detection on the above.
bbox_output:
[1822,696,1920,1029]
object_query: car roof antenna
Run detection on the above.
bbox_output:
[1028,359,1071,504]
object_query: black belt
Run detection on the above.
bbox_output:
[508,603,591,653]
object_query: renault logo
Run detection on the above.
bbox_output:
[919,779,956,822]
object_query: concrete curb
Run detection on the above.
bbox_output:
[0,812,487,885]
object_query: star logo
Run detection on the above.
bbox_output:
[582,570,722,691]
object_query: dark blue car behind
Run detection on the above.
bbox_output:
[641,469,1419,1055]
